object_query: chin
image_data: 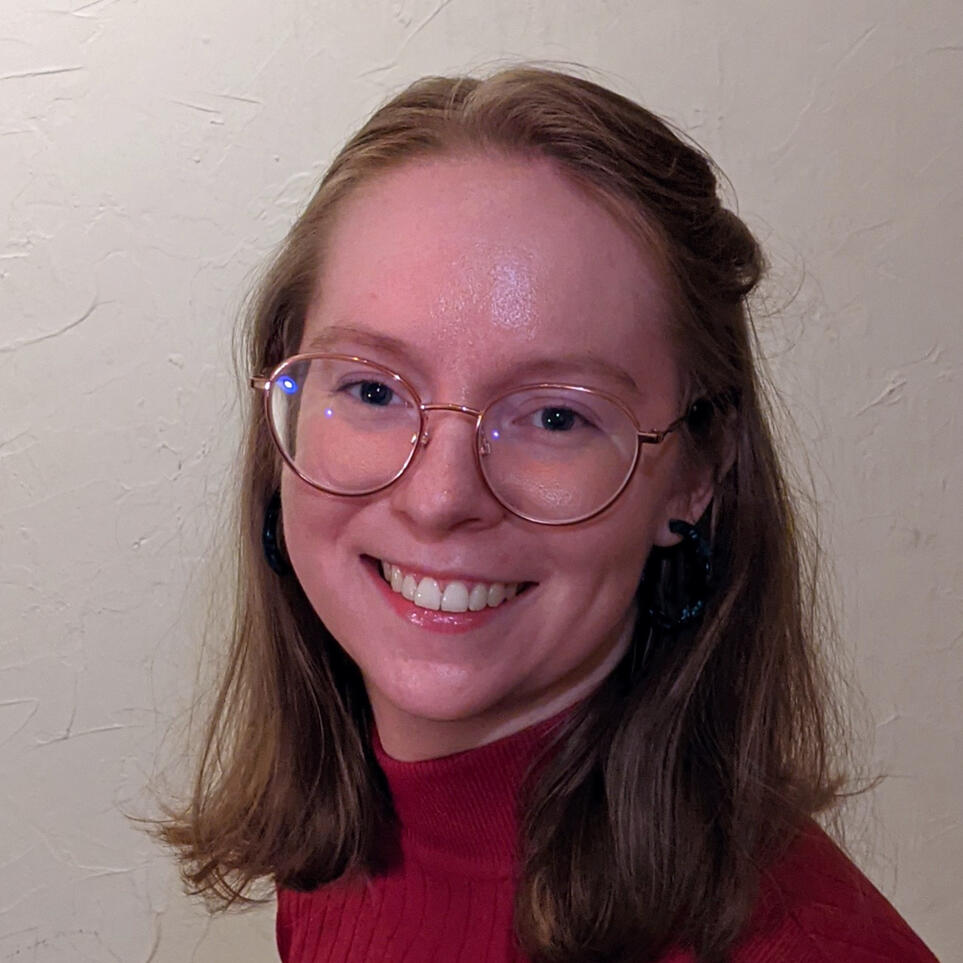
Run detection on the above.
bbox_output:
[367,663,523,725]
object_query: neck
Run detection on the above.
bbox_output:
[372,703,575,874]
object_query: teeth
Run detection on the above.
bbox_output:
[440,582,469,612]
[379,561,523,613]
[414,576,441,610]
[468,583,489,611]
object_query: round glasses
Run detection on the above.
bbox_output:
[251,353,689,526]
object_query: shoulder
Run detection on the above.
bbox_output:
[731,820,940,962]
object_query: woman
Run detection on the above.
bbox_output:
[160,67,939,961]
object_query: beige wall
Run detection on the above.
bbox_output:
[1,1,960,959]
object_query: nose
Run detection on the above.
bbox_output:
[388,407,505,535]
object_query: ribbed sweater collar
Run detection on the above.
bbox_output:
[372,708,572,877]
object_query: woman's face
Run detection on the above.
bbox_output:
[282,153,711,760]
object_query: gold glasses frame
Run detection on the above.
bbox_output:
[251,352,689,526]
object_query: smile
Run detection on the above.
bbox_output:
[376,558,531,613]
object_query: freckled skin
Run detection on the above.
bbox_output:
[282,154,713,761]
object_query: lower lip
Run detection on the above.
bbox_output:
[364,558,528,635]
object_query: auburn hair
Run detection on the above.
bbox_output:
[157,66,852,961]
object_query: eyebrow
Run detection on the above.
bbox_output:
[303,325,425,372]
[303,324,643,397]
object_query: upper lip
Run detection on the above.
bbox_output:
[366,554,534,585]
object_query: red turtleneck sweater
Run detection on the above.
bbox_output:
[276,715,939,962]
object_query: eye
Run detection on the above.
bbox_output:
[505,395,601,435]
[538,406,582,431]
[343,379,399,406]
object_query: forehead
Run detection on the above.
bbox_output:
[305,153,678,401]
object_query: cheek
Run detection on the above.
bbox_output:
[280,476,358,610]
[546,497,653,599]
[281,475,321,555]
[558,470,679,610]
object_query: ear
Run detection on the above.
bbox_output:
[652,397,738,547]
[652,459,717,548]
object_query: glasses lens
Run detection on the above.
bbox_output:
[269,356,420,493]
[480,386,639,523]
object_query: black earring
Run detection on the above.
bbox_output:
[642,518,712,630]
[262,489,291,576]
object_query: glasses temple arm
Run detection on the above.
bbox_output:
[638,401,710,445]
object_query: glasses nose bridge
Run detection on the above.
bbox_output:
[417,401,483,448]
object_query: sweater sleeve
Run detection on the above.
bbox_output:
[732,821,940,962]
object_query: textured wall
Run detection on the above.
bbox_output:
[1,1,960,959]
